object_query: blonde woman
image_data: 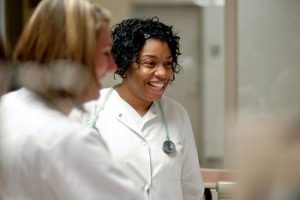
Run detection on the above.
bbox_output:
[0,0,144,199]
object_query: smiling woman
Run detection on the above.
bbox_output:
[71,16,204,200]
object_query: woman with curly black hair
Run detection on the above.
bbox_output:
[73,17,204,200]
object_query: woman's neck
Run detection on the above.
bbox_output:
[49,97,75,115]
[115,84,152,117]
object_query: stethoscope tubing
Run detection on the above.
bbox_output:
[90,85,176,154]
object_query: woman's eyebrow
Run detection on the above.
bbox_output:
[140,55,157,59]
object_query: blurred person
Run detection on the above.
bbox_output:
[235,112,300,200]
[71,17,204,200]
[0,0,145,199]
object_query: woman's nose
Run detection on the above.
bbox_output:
[154,64,168,77]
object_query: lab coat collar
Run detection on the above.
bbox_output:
[141,101,160,128]
[110,90,160,136]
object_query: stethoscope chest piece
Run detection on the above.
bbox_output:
[162,140,176,154]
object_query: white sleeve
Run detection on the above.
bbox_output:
[181,109,205,200]
[41,127,144,200]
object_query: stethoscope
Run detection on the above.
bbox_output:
[90,85,177,155]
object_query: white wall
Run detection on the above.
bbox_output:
[203,6,225,159]
[238,0,300,117]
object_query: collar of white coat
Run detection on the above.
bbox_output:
[100,87,162,132]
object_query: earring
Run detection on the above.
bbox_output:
[171,73,175,81]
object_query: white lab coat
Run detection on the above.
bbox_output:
[0,88,144,200]
[72,88,204,200]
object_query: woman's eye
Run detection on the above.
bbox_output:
[104,51,110,57]
[143,61,156,68]
[165,61,173,68]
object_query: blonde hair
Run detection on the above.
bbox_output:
[14,0,110,81]
[13,0,110,105]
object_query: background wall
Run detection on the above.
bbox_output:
[238,0,300,117]
[202,6,225,161]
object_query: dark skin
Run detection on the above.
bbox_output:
[115,39,173,116]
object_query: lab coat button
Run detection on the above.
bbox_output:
[118,114,122,117]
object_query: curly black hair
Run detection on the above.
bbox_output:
[111,17,182,78]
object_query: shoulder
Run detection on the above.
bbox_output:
[1,105,109,166]
[1,88,106,151]
[100,87,112,96]
[39,111,103,145]
[48,121,107,151]
[0,88,29,108]
[0,88,50,125]
[160,95,188,116]
[79,87,112,111]
[85,87,114,107]
[29,117,109,162]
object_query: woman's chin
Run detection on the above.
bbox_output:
[82,81,101,103]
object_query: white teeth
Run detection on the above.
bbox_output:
[149,82,164,88]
